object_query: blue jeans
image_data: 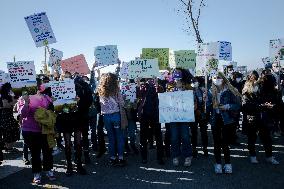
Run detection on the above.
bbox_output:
[103,113,124,159]
[170,123,192,158]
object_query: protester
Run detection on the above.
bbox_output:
[137,77,164,165]
[98,73,126,166]
[191,76,209,157]
[207,72,241,174]
[166,68,194,167]
[17,83,56,184]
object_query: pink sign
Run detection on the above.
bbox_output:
[60,54,90,75]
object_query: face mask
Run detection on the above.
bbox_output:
[191,82,199,88]
[212,78,223,86]
[253,85,259,93]
[9,91,15,97]
[85,80,90,84]
[236,78,242,83]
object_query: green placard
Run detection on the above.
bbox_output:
[174,50,196,69]
[141,48,169,70]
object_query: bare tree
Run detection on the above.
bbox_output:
[178,0,206,43]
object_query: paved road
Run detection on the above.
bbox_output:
[1,130,284,189]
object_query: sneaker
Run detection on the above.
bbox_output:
[250,156,259,164]
[224,164,233,174]
[173,158,179,167]
[184,157,192,167]
[33,173,41,184]
[214,164,222,174]
[46,170,56,181]
[266,156,280,165]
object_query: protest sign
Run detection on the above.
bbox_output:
[48,48,63,67]
[50,79,76,105]
[141,48,170,70]
[159,90,195,123]
[269,39,284,59]
[262,57,271,66]
[120,62,129,79]
[173,50,196,69]
[7,61,37,88]
[206,58,219,77]
[25,12,56,47]
[128,58,159,79]
[60,54,90,75]
[120,82,136,103]
[218,41,232,61]
[94,45,118,66]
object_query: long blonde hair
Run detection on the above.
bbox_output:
[211,72,242,109]
[98,73,119,97]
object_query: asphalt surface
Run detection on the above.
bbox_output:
[0,129,284,189]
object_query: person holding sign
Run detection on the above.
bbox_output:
[17,84,56,184]
[166,68,194,167]
[207,72,242,174]
[98,73,126,166]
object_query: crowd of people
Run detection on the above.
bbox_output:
[0,61,283,184]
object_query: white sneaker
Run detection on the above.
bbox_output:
[33,173,41,184]
[46,170,56,181]
[250,156,259,164]
[214,164,222,174]
[173,158,179,167]
[266,157,280,165]
[224,164,233,174]
[184,157,192,167]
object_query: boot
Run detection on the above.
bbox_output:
[203,147,208,157]
[65,162,73,177]
[192,147,198,158]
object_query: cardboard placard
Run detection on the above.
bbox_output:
[128,59,159,79]
[60,54,90,75]
[94,45,118,66]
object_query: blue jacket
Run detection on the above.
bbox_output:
[207,88,241,126]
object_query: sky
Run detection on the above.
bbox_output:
[0,0,283,73]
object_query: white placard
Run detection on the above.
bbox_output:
[94,45,118,66]
[120,82,136,103]
[128,58,159,79]
[50,79,76,104]
[159,91,195,123]
[269,39,284,59]
[120,62,129,79]
[48,48,63,67]
[7,61,37,88]
[25,12,56,47]
[218,41,232,61]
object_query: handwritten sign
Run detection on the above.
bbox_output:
[141,48,170,70]
[48,48,63,67]
[50,79,76,105]
[120,82,136,103]
[7,61,36,88]
[128,58,159,79]
[94,45,118,66]
[218,41,232,61]
[25,12,56,47]
[173,50,196,69]
[159,91,195,123]
[60,54,90,75]
[120,62,130,79]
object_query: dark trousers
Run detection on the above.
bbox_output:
[63,130,83,166]
[90,116,97,149]
[0,129,3,162]
[164,123,171,154]
[212,115,232,164]
[191,120,208,149]
[247,119,272,157]
[22,131,53,173]
[140,118,163,160]
[97,115,106,152]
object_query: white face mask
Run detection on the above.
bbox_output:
[213,78,223,86]
[191,82,199,88]
[236,78,242,83]
[253,85,259,93]
[85,80,90,84]
[9,91,15,97]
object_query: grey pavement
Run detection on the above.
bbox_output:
[0,131,284,189]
